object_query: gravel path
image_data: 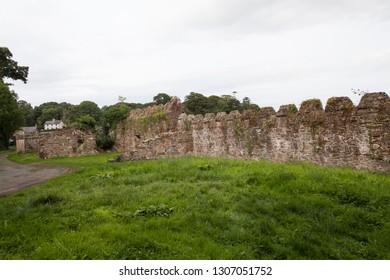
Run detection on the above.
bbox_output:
[0,154,72,196]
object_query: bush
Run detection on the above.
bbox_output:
[96,134,115,150]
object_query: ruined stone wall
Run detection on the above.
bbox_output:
[38,128,98,158]
[114,97,192,160]
[15,135,39,153]
[113,93,390,172]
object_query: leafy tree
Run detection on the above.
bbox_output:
[118,95,127,103]
[0,46,28,149]
[0,83,24,149]
[34,102,74,128]
[101,102,130,129]
[220,94,241,113]
[59,102,75,124]
[0,47,29,84]
[153,93,171,105]
[207,95,223,113]
[97,102,130,150]
[183,92,251,115]
[73,115,97,131]
[38,107,63,128]
[96,133,115,150]
[125,102,145,110]
[79,101,101,122]
[182,92,210,115]
[68,101,101,124]
[18,100,35,126]
[242,96,259,111]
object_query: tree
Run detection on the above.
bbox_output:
[68,101,101,124]
[0,83,24,149]
[0,46,28,149]
[34,102,72,128]
[18,100,35,126]
[207,95,222,113]
[118,95,127,103]
[220,94,241,113]
[153,93,171,105]
[241,96,259,111]
[97,102,130,150]
[101,103,130,129]
[38,107,63,128]
[182,92,209,115]
[73,115,97,131]
[0,47,29,84]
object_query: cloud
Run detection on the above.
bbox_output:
[1,0,389,109]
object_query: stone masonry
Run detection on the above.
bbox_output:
[113,93,390,173]
[38,128,98,159]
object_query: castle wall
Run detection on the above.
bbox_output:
[114,93,390,172]
[38,128,98,159]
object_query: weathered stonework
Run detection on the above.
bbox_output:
[38,128,98,159]
[113,93,390,173]
[14,127,39,153]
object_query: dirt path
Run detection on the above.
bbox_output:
[0,154,72,196]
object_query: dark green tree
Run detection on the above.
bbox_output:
[0,47,28,149]
[101,103,130,129]
[73,115,97,131]
[0,83,24,149]
[68,101,101,124]
[34,102,73,128]
[182,92,210,115]
[18,100,35,126]
[207,95,222,113]
[59,102,75,124]
[220,94,241,113]
[0,47,29,84]
[241,96,259,111]
[38,107,63,128]
[96,102,130,150]
[153,93,171,105]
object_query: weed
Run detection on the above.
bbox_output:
[233,120,244,140]
[134,109,167,130]
[197,164,214,171]
[91,171,115,179]
[32,194,64,207]
[134,205,174,218]
[183,118,191,131]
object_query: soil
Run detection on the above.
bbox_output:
[0,154,72,196]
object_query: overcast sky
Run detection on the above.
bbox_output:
[1,0,389,110]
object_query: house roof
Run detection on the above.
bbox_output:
[44,120,63,125]
[22,126,38,134]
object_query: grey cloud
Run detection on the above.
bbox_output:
[181,0,390,36]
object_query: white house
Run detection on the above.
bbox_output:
[44,119,65,130]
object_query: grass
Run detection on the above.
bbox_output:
[1,153,389,260]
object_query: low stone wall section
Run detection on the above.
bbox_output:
[38,129,98,159]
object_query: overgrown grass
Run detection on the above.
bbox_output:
[1,154,389,259]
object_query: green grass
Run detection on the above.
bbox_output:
[1,153,389,260]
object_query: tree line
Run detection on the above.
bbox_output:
[14,92,259,150]
[1,46,260,150]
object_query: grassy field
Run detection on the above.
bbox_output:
[1,153,389,260]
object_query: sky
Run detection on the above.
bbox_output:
[1,0,390,110]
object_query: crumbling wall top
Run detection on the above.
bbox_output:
[325,97,354,112]
[357,92,390,110]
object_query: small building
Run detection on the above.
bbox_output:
[14,126,39,153]
[44,119,65,130]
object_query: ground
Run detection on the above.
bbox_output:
[0,153,71,196]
